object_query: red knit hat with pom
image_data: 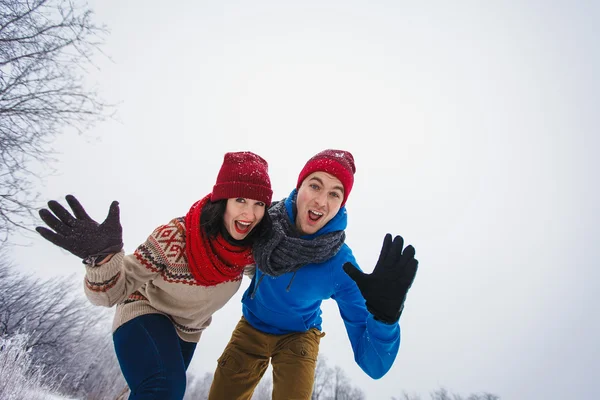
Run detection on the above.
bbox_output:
[296,149,356,206]
[211,152,273,206]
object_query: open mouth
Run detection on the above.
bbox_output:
[308,210,323,222]
[234,220,251,234]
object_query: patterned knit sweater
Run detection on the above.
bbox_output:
[83,217,253,342]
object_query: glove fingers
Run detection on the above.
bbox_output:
[65,195,93,221]
[402,244,416,260]
[374,233,393,269]
[36,226,68,249]
[104,201,121,227]
[343,262,367,286]
[47,200,76,226]
[39,209,71,235]
[387,235,405,266]
[402,258,419,290]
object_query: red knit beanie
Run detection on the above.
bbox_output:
[296,149,356,206]
[211,152,273,206]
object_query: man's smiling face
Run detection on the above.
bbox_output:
[295,171,344,236]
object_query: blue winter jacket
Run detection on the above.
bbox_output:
[241,189,401,379]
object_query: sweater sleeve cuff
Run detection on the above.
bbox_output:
[366,313,400,342]
[85,250,125,282]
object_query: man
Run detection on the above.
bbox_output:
[208,149,419,400]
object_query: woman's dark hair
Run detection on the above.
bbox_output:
[200,198,272,246]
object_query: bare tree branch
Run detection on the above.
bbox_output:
[0,255,125,398]
[0,0,112,243]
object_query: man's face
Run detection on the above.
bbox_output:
[295,171,344,236]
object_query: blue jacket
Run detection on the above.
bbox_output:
[241,189,401,379]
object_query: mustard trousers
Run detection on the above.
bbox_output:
[208,317,325,400]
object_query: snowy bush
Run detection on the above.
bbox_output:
[0,333,63,400]
[0,259,125,399]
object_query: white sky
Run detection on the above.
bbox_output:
[9,1,600,399]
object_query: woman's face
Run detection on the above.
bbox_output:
[223,197,267,241]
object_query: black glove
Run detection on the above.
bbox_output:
[36,194,123,264]
[343,233,418,324]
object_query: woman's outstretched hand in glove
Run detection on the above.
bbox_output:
[36,194,123,264]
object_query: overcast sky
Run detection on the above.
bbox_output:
[9,1,600,399]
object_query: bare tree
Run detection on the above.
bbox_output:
[430,388,455,400]
[392,393,422,400]
[77,335,126,400]
[329,365,365,400]
[0,259,98,359]
[466,394,499,400]
[184,372,213,400]
[331,365,349,399]
[418,387,500,400]
[0,0,110,242]
[309,356,365,400]
[0,257,124,398]
[312,355,334,400]
[0,333,62,400]
[252,374,273,400]
[392,387,500,400]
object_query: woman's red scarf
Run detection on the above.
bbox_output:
[185,195,254,286]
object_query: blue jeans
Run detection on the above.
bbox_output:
[113,314,197,400]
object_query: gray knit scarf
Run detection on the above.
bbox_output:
[253,197,345,277]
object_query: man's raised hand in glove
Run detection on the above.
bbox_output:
[36,194,123,266]
[343,234,418,324]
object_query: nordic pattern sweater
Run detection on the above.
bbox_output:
[83,217,252,342]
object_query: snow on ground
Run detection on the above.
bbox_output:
[27,390,80,400]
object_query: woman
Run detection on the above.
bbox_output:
[36,151,273,400]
